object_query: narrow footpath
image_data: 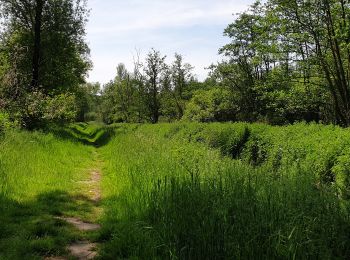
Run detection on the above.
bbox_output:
[46,149,103,260]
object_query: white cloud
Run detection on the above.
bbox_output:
[86,0,254,84]
[87,0,248,35]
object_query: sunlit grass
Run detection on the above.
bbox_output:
[1,122,350,259]
[0,125,100,259]
[99,123,350,259]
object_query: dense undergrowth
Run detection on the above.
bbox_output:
[100,123,350,259]
[0,123,101,259]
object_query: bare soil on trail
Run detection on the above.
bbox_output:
[87,170,102,202]
[47,165,103,260]
[55,216,101,231]
[68,241,98,260]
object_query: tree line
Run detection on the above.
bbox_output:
[99,0,350,126]
[1,0,350,127]
[98,50,201,124]
[214,0,350,125]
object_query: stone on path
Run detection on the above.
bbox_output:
[68,241,98,260]
[56,216,101,231]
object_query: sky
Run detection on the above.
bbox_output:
[86,0,255,84]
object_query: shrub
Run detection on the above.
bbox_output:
[23,91,78,127]
[43,93,77,123]
[332,148,350,199]
[0,112,9,134]
[163,122,350,195]
[182,88,237,122]
[84,112,100,122]
[0,111,18,133]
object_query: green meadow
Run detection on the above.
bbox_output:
[0,124,101,259]
[0,123,350,259]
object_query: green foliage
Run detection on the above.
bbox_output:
[255,70,326,124]
[183,88,236,122]
[174,122,350,193]
[84,111,99,122]
[100,52,196,124]
[100,64,146,124]
[0,0,91,93]
[0,111,16,133]
[74,82,101,122]
[23,91,78,127]
[209,0,350,125]
[332,148,350,199]
[0,0,91,128]
[44,93,78,123]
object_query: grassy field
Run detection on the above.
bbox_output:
[0,123,103,259]
[1,122,350,259]
[99,123,350,259]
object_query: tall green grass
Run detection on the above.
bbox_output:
[0,126,97,259]
[1,122,350,259]
[99,123,350,259]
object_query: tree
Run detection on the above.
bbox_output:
[0,0,91,127]
[114,63,138,122]
[218,2,269,122]
[144,49,167,123]
[99,50,198,124]
[76,82,101,122]
[171,53,194,119]
[31,0,44,89]
[271,0,350,125]
[100,64,142,124]
[215,0,346,125]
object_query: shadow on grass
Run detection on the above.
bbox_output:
[0,190,97,260]
[46,123,116,147]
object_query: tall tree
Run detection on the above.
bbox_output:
[218,2,268,121]
[31,0,44,89]
[0,0,91,126]
[267,0,350,125]
[0,0,90,92]
[171,53,194,119]
[144,49,167,123]
[214,0,348,124]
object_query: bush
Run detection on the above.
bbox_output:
[0,111,18,133]
[332,148,350,199]
[84,112,100,122]
[0,112,9,134]
[44,93,77,123]
[23,91,78,127]
[182,88,237,122]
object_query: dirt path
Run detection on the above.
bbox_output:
[46,150,103,260]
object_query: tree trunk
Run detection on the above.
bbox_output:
[31,0,44,90]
